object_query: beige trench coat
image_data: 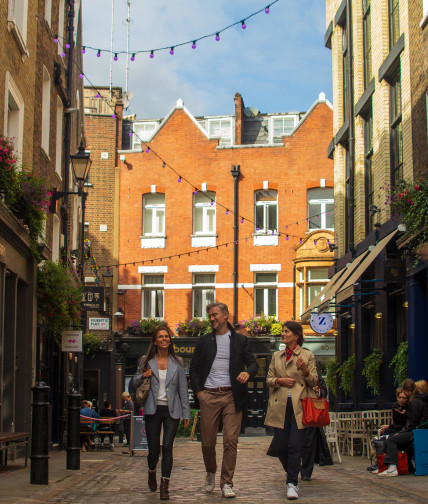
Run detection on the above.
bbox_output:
[264,346,318,430]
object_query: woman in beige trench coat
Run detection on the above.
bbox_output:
[265,321,318,501]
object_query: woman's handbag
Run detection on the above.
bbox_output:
[135,365,151,404]
[301,396,330,427]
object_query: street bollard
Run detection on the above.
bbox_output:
[66,389,82,470]
[30,381,51,485]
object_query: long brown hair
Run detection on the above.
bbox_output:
[140,324,177,371]
[283,321,304,346]
[402,378,418,402]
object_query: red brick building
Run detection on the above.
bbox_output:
[116,93,334,332]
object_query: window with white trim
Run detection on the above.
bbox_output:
[254,273,277,316]
[271,116,297,142]
[193,274,215,318]
[8,0,29,47]
[307,188,334,230]
[193,191,216,234]
[57,0,65,56]
[298,267,329,315]
[208,119,233,146]
[255,190,278,233]
[142,193,165,236]
[133,122,157,149]
[45,0,52,25]
[56,97,63,177]
[142,274,164,318]
[41,66,51,154]
[4,72,24,162]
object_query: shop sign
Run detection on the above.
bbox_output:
[62,330,83,352]
[89,317,110,330]
[173,344,196,355]
[82,287,104,311]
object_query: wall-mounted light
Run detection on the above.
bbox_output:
[68,352,73,360]
[403,301,408,308]
[375,312,383,319]
[114,308,124,318]
[349,323,356,329]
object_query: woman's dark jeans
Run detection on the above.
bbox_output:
[274,397,305,486]
[144,405,180,478]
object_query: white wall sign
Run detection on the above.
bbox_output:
[61,330,83,352]
[89,317,110,330]
[100,224,107,232]
[101,152,109,159]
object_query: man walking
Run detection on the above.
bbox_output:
[190,302,258,498]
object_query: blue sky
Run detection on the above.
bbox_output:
[81,0,331,119]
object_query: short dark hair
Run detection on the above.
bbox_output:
[103,400,111,408]
[206,302,229,315]
[283,321,304,346]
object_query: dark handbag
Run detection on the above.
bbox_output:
[301,396,330,427]
[135,365,151,404]
[266,437,278,457]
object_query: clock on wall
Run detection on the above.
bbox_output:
[309,312,334,334]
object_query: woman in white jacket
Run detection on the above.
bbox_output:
[138,324,190,500]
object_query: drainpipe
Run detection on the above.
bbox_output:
[347,0,355,251]
[62,0,75,258]
[231,165,241,327]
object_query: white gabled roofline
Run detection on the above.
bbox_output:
[286,94,333,136]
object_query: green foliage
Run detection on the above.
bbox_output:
[83,332,101,356]
[338,354,356,397]
[325,357,340,397]
[0,137,51,260]
[270,322,283,335]
[37,261,83,341]
[389,341,408,386]
[176,409,198,437]
[388,177,428,263]
[362,348,383,394]
[127,317,164,336]
[240,313,280,335]
[175,317,212,337]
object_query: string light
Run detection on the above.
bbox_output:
[131,53,135,61]
[299,238,303,244]
[145,147,150,153]
[240,217,244,223]
[162,162,166,168]
[225,209,229,215]
[286,235,289,240]
[265,6,271,13]
[61,51,66,58]
[54,35,59,43]
[194,188,198,194]
[241,20,247,29]
[97,50,101,58]
[96,93,100,98]
[114,53,118,61]
[79,73,83,79]
[150,50,154,58]
[177,176,182,182]
[314,239,317,246]
[170,47,175,55]
[81,46,86,54]
[211,200,214,206]
[129,131,133,137]
[215,33,220,41]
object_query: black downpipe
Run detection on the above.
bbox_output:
[62,0,75,257]
[231,165,241,327]
[293,264,296,320]
[347,0,355,251]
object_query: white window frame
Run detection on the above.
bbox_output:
[254,272,277,316]
[255,190,278,233]
[143,193,165,236]
[269,115,298,143]
[4,72,24,163]
[52,214,60,263]
[192,273,215,318]
[141,274,164,319]
[44,0,52,26]
[7,0,29,54]
[193,191,216,235]
[57,0,65,56]
[55,97,63,177]
[307,188,334,231]
[41,66,51,155]
[297,267,329,315]
[208,118,233,146]
[133,122,157,149]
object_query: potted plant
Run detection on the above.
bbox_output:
[325,356,340,397]
[389,341,408,386]
[270,322,283,336]
[37,261,83,342]
[362,348,383,394]
[175,317,211,337]
[240,314,280,336]
[127,317,163,336]
[83,332,101,357]
[338,354,356,397]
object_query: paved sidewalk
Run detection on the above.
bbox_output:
[1,436,427,503]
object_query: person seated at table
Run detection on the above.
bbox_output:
[80,400,100,451]
[377,378,428,477]
[98,400,117,447]
[379,387,409,436]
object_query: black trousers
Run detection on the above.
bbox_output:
[274,398,305,486]
[383,431,414,465]
[145,405,180,478]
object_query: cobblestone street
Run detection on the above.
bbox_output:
[1,436,428,503]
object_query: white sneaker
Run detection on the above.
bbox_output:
[205,472,215,493]
[222,483,236,498]
[378,466,398,477]
[286,484,299,500]
[111,443,115,448]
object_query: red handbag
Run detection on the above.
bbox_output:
[377,452,409,475]
[301,396,330,427]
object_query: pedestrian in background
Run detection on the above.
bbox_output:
[120,392,133,447]
[265,321,318,500]
[189,302,258,498]
[137,324,190,500]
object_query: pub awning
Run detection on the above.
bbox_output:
[300,250,370,321]
[335,229,398,304]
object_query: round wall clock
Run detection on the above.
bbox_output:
[309,312,334,334]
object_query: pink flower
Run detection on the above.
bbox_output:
[404,189,408,195]
[414,185,420,191]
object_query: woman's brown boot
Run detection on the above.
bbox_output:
[159,477,169,500]
[148,470,157,491]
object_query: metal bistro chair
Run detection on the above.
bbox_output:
[324,412,342,463]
